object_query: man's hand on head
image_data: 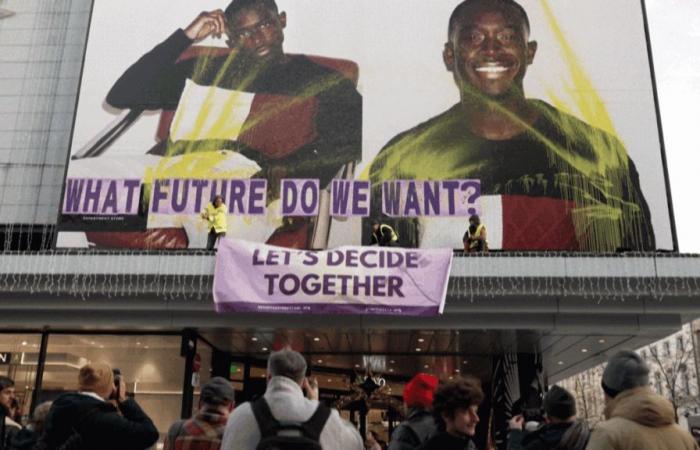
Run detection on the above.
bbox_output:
[184,10,227,42]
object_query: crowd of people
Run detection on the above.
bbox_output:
[1,349,698,450]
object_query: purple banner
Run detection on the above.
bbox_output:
[382,180,481,217]
[213,239,453,316]
[149,178,267,215]
[280,179,319,216]
[330,180,370,217]
[62,178,141,215]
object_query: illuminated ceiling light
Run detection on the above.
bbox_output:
[449,376,454,380]
[251,337,258,342]
[455,369,460,373]
[389,360,395,364]
[90,341,95,345]
[598,339,606,344]
[581,348,588,353]
[462,360,468,364]
[415,348,422,352]
[417,338,425,343]
[313,337,320,342]
[317,359,323,364]
[423,364,429,369]
[389,368,394,372]
[261,347,268,351]
[144,345,149,349]
[327,379,332,382]
[99,345,104,349]
[558,361,564,365]
[21,341,27,346]
[354,364,360,368]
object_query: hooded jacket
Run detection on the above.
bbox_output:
[43,392,158,450]
[508,422,573,450]
[221,376,363,450]
[388,407,437,450]
[586,387,699,450]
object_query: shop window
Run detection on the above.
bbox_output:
[39,334,184,443]
[0,333,41,424]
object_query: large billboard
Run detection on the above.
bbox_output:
[57,0,673,252]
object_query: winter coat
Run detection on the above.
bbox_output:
[586,387,699,450]
[388,407,437,450]
[3,416,22,448]
[221,376,363,450]
[418,431,477,450]
[7,427,39,450]
[508,422,573,450]
[203,203,227,234]
[43,392,159,450]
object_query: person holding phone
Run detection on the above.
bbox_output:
[222,348,363,449]
[42,362,158,450]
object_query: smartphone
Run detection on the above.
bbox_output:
[112,368,122,400]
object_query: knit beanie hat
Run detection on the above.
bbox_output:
[78,362,114,393]
[200,377,236,406]
[601,350,649,398]
[543,385,576,419]
[403,373,439,408]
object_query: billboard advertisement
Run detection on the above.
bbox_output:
[57,0,673,252]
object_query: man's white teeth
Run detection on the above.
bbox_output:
[475,66,508,73]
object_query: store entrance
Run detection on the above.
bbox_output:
[204,328,545,449]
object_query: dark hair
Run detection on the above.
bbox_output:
[469,214,480,225]
[0,375,14,391]
[432,377,484,427]
[448,0,531,39]
[225,0,278,23]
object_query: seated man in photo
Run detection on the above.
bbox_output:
[368,0,654,251]
[104,0,362,249]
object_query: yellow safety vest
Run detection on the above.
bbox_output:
[204,202,227,234]
[468,224,486,250]
[381,224,399,243]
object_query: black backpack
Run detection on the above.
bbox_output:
[251,398,331,450]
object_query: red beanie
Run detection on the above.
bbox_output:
[403,373,439,408]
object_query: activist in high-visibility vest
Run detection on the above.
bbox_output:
[370,221,399,247]
[463,215,488,252]
[201,195,227,250]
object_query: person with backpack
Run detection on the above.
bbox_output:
[42,362,158,450]
[163,377,235,450]
[388,373,438,450]
[221,348,363,450]
[507,385,589,450]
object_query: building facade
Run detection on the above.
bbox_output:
[560,321,700,428]
[2,1,700,449]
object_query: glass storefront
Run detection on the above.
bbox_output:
[0,333,41,423]
[1,332,187,446]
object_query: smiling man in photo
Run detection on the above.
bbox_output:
[368,0,654,252]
